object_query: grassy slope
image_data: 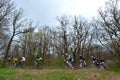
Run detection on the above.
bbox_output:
[0,68,120,80]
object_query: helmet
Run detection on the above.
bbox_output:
[65,53,68,56]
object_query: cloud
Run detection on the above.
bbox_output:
[13,0,107,26]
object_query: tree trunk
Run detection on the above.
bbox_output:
[2,35,14,67]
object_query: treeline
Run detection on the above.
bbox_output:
[0,0,120,68]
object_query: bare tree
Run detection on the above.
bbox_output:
[94,0,120,61]
[0,0,14,52]
[2,9,33,66]
[56,16,69,56]
[39,26,52,60]
[71,16,93,64]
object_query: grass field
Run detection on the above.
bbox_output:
[0,68,120,80]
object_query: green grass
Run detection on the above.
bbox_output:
[42,71,79,80]
[0,68,120,80]
[0,68,17,80]
[110,68,120,73]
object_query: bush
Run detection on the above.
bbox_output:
[114,60,120,68]
[44,57,64,69]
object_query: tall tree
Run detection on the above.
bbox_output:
[94,0,120,61]
[71,16,92,64]
[2,9,32,66]
[0,0,14,51]
[56,16,69,56]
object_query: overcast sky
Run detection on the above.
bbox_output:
[13,0,107,26]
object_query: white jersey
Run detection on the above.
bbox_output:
[21,57,26,62]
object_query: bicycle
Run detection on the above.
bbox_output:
[63,60,74,69]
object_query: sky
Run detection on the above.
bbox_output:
[13,0,107,26]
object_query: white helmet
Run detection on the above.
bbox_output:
[65,53,68,56]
